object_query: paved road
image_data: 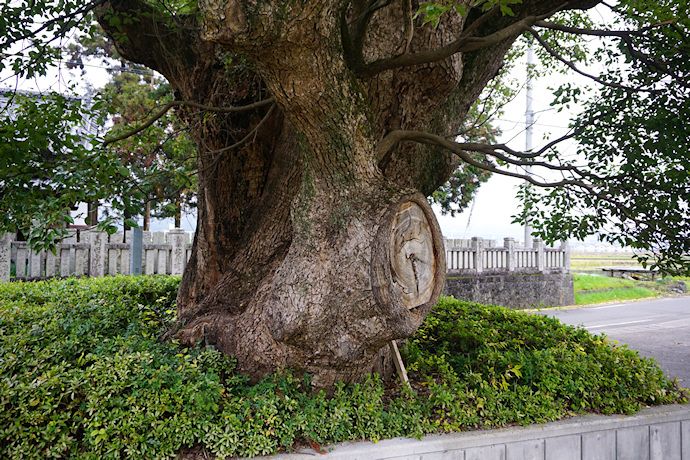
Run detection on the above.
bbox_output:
[535,295,690,387]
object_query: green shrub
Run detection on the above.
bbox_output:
[0,279,685,459]
[404,296,685,422]
[0,276,201,459]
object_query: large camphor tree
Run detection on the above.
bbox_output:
[2,0,688,388]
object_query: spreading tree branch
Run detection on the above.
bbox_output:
[377,129,594,189]
[103,98,274,146]
[357,4,566,77]
[380,129,652,228]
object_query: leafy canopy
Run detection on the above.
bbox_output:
[0,91,129,251]
[1,5,197,241]
[517,0,690,275]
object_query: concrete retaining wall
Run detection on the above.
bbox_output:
[444,273,575,309]
[254,404,690,460]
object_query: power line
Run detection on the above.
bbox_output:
[0,52,156,77]
[60,59,155,76]
[494,117,571,130]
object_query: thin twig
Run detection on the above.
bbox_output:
[195,103,277,176]
[534,19,674,38]
[103,98,274,146]
[528,27,650,93]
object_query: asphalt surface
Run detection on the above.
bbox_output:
[535,295,690,387]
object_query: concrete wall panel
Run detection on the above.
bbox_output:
[650,422,681,460]
[617,425,649,460]
[582,431,616,460]
[545,435,580,460]
[507,440,544,460]
[682,421,690,460]
[466,445,505,460]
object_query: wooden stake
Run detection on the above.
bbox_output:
[389,340,409,384]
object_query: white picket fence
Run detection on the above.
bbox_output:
[0,229,193,282]
[444,237,570,274]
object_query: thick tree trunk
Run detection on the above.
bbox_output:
[171,2,450,387]
[98,0,600,388]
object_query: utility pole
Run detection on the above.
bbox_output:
[524,38,535,248]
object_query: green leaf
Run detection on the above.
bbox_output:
[124,218,139,228]
[499,4,515,16]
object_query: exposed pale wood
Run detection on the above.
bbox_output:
[371,193,447,358]
[389,201,437,310]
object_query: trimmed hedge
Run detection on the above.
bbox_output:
[0,276,685,459]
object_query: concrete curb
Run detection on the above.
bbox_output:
[250,404,690,459]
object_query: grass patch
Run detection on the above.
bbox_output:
[573,274,637,291]
[575,286,659,305]
[572,274,678,305]
[0,277,685,459]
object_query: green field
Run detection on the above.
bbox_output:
[571,252,642,274]
[571,252,686,305]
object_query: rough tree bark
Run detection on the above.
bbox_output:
[98,0,601,388]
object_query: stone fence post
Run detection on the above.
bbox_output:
[0,233,12,282]
[504,237,515,272]
[88,231,107,277]
[129,227,143,276]
[61,230,77,276]
[169,228,186,276]
[561,240,571,272]
[153,232,167,274]
[533,238,544,273]
[472,237,484,273]
[29,244,42,278]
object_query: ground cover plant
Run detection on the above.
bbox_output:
[0,276,685,459]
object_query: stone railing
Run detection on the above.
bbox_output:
[0,229,193,282]
[444,237,570,275]
[1,232,570,282]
